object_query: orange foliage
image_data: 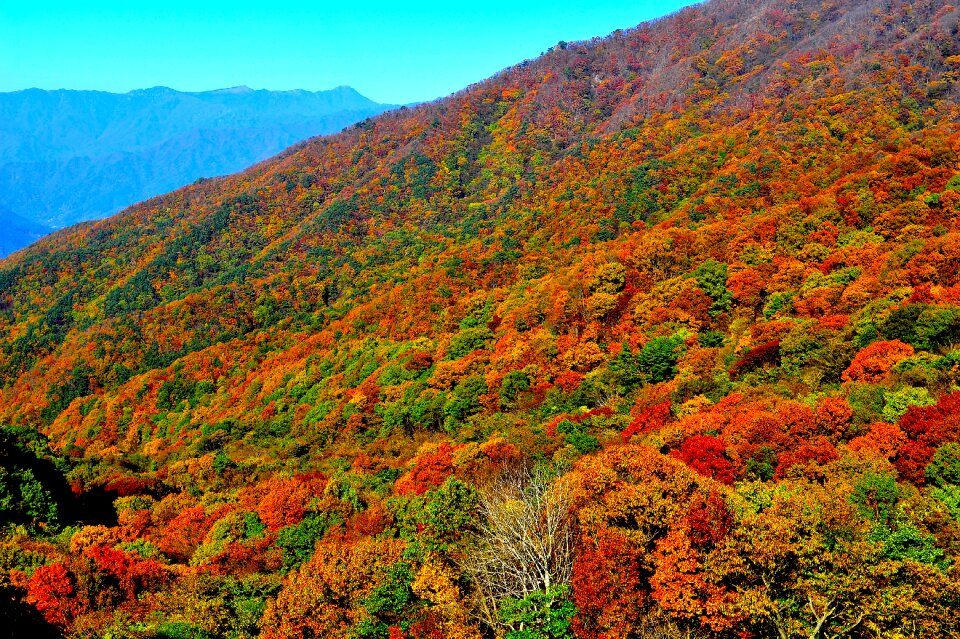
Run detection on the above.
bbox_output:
[842,340,915,383]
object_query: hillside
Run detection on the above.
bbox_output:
[0,85,393,249]
[1,0,960,637]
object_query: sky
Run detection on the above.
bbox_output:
[1,1,698,105]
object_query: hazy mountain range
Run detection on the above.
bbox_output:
[0,85,393,255]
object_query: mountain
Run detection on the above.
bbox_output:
[0,204,52,257]
[1,0,960,637]
[0,85,394,241]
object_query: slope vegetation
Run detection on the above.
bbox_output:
[1,0,959,637]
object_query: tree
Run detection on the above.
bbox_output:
[841,340,914,383]
[637,336,685,384]
[462,465,576,635]
[671,436,735,485]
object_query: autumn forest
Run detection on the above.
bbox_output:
[1,0,960,637]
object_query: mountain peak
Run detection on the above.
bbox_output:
[208,85,256,94]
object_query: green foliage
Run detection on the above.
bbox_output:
[392,478,478,552]
[693,260,732,316]
[869,523,951,571]
[242,513,267,540]
[744,447,777,481]
[926,443,960,488]
[850,472,900,524]
[932,485,960,523]
[0,426,69,532]
[500,371,532,407]
[698,330,726,347]
[762,292,794,319]
[355,562,415,638]
[155,622,215,639]
[156,371,215,411]
[880,303,926,346]
[915,306,960,350]
[447,328,494,360]
[500,585,577,639]
[213,451,234,475]
[276,512,341,572]
[444,375,489,424]
[636,335,685,384]
[556,420,600,454]
[608,343,643,392]
[881,386,934,423]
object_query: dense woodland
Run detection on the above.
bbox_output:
[1,0,960,637]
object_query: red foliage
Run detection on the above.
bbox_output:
[156,505,212,561]
[621,400,672,441]
[671,435,735,485]
[26,563,75,628]
[256,474,328,531]
[684,490,733,548]
[348,502,392,537]
[729,341,780,377]
[481,440,523,465]
[848,422,908,460]
[103,474,157,497]
[554,371,585,392]
[85,544,168,599]
[773,436,839,479]
[404,351,434,372]
[893,440,936,485]
[815,397,853,439]
[394,443,457,496]
[899,391,960,446]
[572,528,648,639]
[408,614,445,639]
[727,269,766,309]
[817,314,850,330]
[351,453,386,474]
[782,403,818,439]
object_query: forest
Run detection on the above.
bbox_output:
[0,0,959,637]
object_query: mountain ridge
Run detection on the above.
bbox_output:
[1,0,960,636]
[0,84,396,250]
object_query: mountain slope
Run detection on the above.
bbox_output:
[1,0,960,637]
[0,85,394,234]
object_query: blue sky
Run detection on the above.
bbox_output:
[1,1,697,104]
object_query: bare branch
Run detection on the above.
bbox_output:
[460,463,577,632]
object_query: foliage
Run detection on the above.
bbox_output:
[0,0,960,635]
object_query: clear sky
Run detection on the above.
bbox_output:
[1,1,698,105]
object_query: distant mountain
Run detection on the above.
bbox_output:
[0,204,51,257]
[0,85,394,237]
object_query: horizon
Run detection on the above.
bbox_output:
[1,1,698,105]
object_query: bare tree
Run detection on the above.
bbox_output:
[462,463,577,634]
